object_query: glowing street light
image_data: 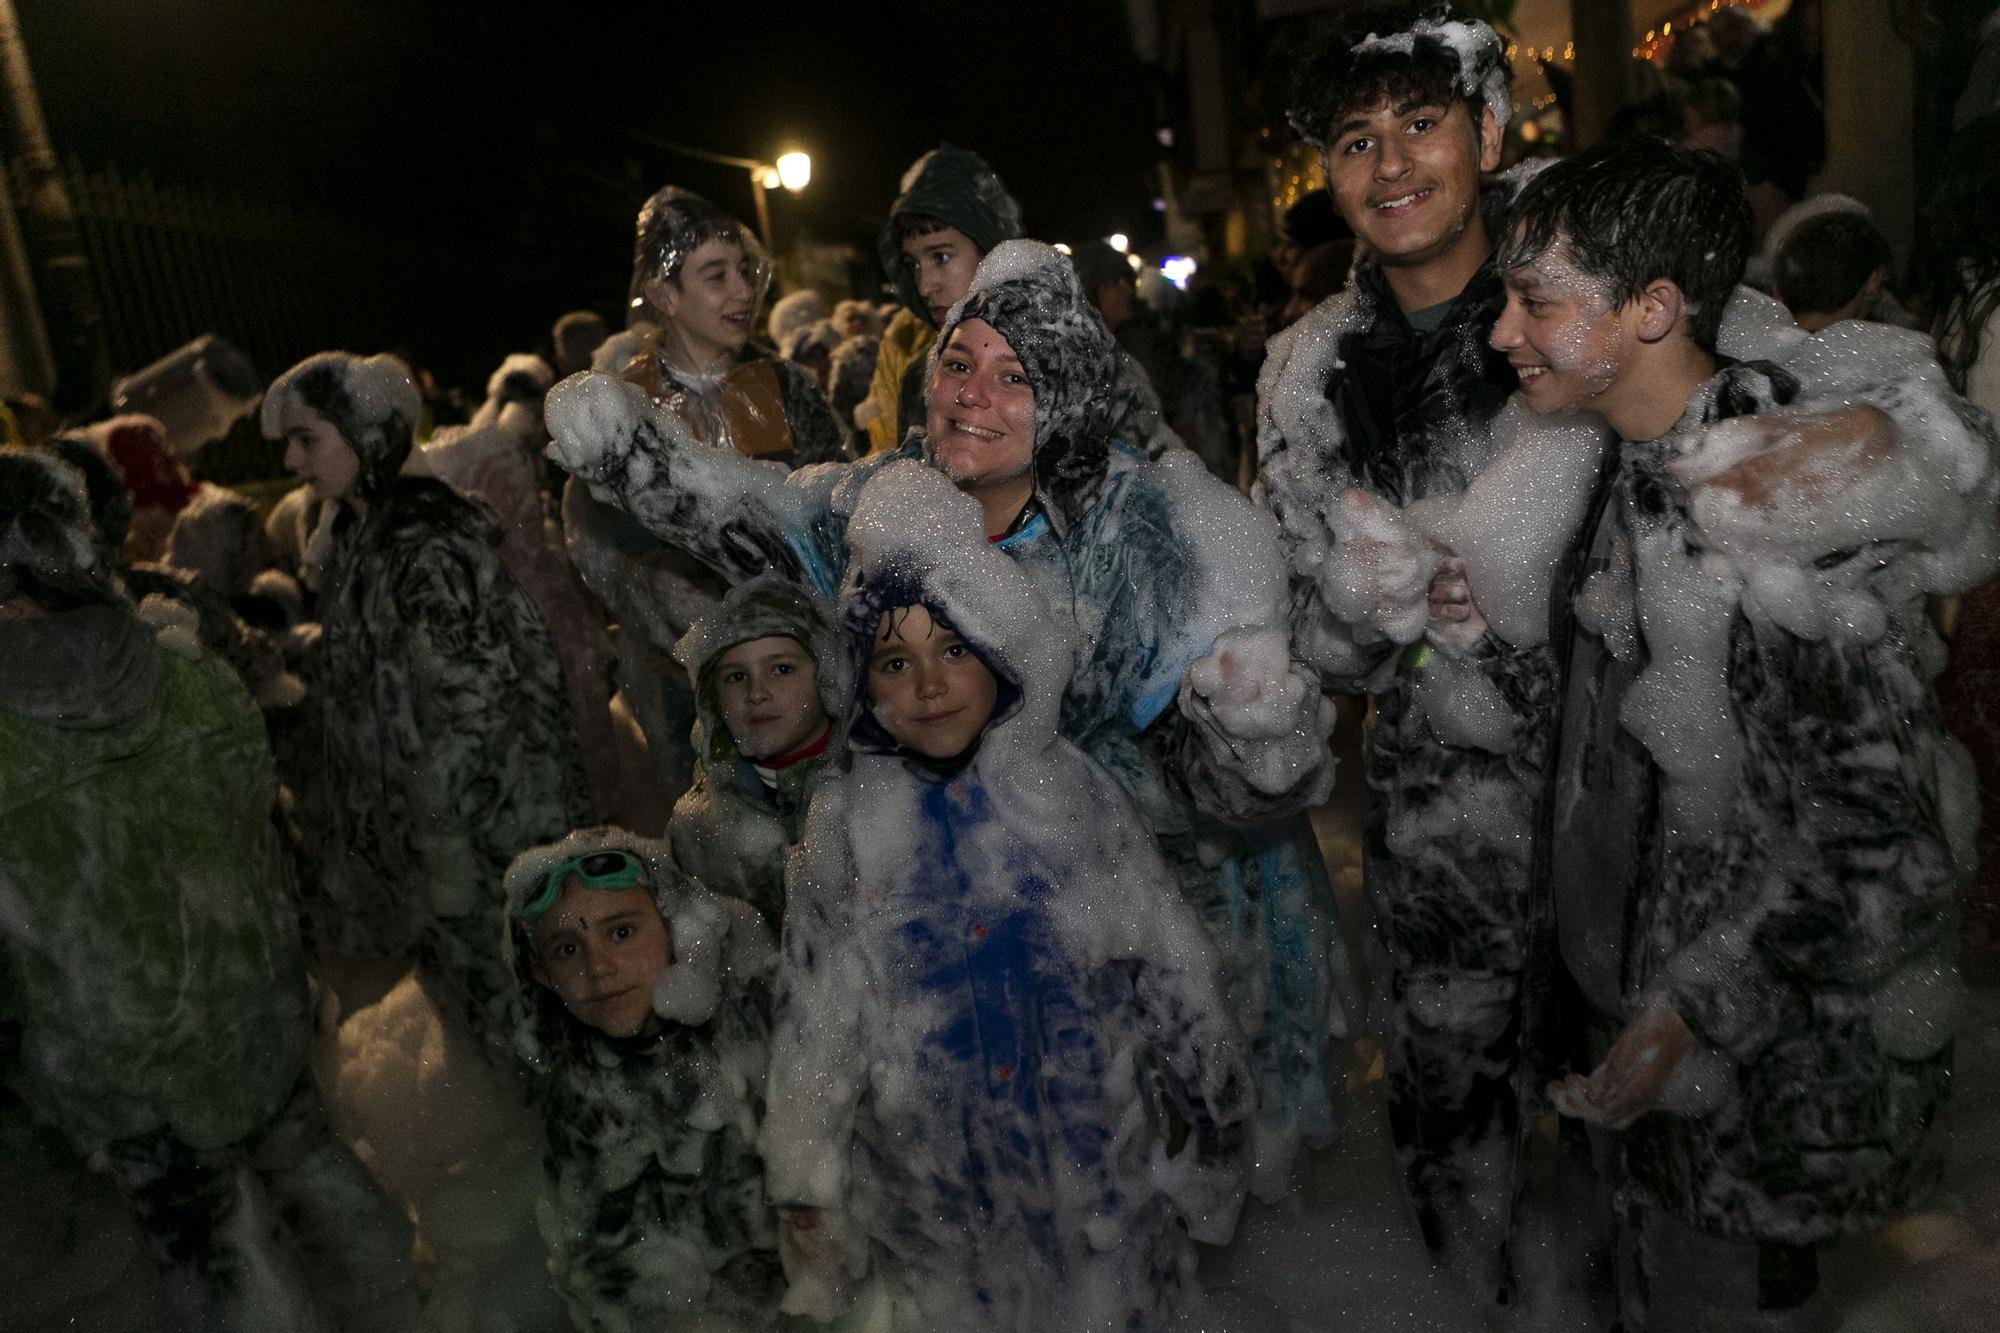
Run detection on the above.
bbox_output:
[626,131,813,250]
[1107,233,1130,254]
[776,151,812,192]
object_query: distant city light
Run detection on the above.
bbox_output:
[1156,127,1175,148]
[775,151,812,191]
[1107,233,1129,254]
[757,165,781,189]
[1161,255,1197,289]
[1151,197,1168,213]
[1126,253,1144,272]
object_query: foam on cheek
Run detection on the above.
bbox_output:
[1530,252,1624,392]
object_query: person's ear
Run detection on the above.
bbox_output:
[643,275,679,319]
[531,959,552,989]
[1633,278,1686,344]
[1477,105,1504,173]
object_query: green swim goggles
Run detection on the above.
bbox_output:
[518,848,648,923]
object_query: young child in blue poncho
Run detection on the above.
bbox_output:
[760,462,1252,1333]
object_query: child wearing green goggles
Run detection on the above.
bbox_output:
[503,827,784,1329]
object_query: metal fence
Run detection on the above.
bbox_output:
[6,156,374,385]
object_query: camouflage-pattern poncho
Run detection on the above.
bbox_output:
[504,831,782,1332]
[1554,339,1998,1244]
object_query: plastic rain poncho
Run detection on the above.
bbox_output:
[623,186,846,469]
[263,353,589,1052]
[668,576,846,936]
[502,829,781,1332]
[547,240,1352,1197]
[760,462,1251,1331]
[1552,330,1999,1244]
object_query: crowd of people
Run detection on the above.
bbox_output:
[5,2,2000,1331]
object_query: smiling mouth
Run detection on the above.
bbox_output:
[913,708,963,725]
[950,421,1004,440]
[1373,188,1433,214]
[1514,365,1549,384]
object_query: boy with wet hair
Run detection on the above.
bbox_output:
[668,575,842,935]
[1259,3,1603,1303]
[1495,136,1996,1332]
[764,462,1252,1332]
[506,827,782,1332]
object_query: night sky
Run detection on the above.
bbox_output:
[17,0,1165,386]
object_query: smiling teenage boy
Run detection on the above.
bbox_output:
[1253,3,1563,1301]
[622,186,846,467]
[1498,136,1996,1333]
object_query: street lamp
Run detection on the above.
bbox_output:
[628,132,813,251]
[747,150,811,253]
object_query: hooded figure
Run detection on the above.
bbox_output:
[865,145,1025,451]
[621,185,845,468]
[264,352,589,1049]
[761,463,1251,1331]
[668,575,844,934]
[548,241,1351,1195]
[503,827,781,1332]
[0,448,419,1332]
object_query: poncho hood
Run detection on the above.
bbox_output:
[0,603,161,730]
[673,573,846,779]
[876,144,1024,329]
[836,461,1072,774]
[921,239,1122,533]
[261,352,423,507]
[502,826,769,1073]
[0,447,120,608]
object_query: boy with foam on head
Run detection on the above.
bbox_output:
[762,461,1252,1332]
[1258,2,1617,1297]
[505,826,782,1332]
[1493,135,1997,1330]
[668,575,843,936]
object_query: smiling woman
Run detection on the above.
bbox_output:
[924,318,1037,533]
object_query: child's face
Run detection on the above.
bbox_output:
[714,634,826,761]
[1491,233,1634,416]
[277,400,362,504]
[530,880,674,1037]
[866,603,998,760]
